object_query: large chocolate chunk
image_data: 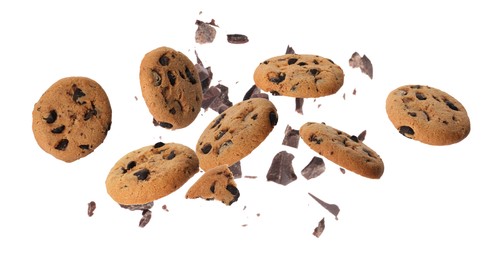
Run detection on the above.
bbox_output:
[266,151,297,186]
[201,84,233,113]
[282,125,300,148]
[308,193,340,220]
[301,157,326,180]
[295,98,304,114]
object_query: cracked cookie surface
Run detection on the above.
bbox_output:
[300,122,384,179]
[32,76,112,162]
[385,85,470,145]
[253,54,344,98]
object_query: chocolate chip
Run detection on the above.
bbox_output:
[399,126,415,138]
[309,134,323,144]
[84,107,97,121]
[227,34,249,44]
[210,114,225,129]
[169,107,176,114]
[251,114,258,120]
[215,130,226,140]
[408,112,417,117]
[127,161,137,170]
[287,58,298,65]
[44,110,57,124]
[79,144,90,150]
[350,135,359,142]
[269,111,278,126]
[301,157,326,180]
[153,142,165,148]
[51,125,65,134]
[268,72,286,83]
[152,70,162,86]
[209,182,216,193]
[218,140,233,154]
[445,100,459,111]
[166,71,176,86]
[87,201,96,217]
[270,91,280,96]
[226,184,240,205]
[243,85,262,101]
[159,54,170,66]
[134,169,150,181]
[153,119,173,129]
[415,92,427,100]
[313,218,325,238]
[285,45,295,55]
[297,62,308,66]
[185,66,197,84]
[167,150,176,160]
[139,209,152,228]
[201,143,212,154]
[309,68,320,76]
[266,151,297,186]
[72,85,86,104]
[55,139,69,150]
[308,193,340,220]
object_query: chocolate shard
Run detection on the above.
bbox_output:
[357,130,367,142]
[119,201,154,211]
[313,218,325,238]
[195,19,217,44]
[282,125,300,148]
[251,93,269,99]
[349,52,373,79]
[194,50,213,93]
[243,85,262,101]
[308,193,340,220]
[301,157,326,180]
[228,161,242,179]
[139,209,152,228]
[286,45,296,55]
[295,98,304,114]
[266,151,297,186]
[201,85,221,110]
[87,201,96,217]
[227,34,249,44]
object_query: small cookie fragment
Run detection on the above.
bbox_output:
[253,53,344,98]
[32,76,112,162]
[266,151,297,186]
[300,122,384,179]
[313,218,325,238]
[308,193,340,220]
[282,125,300,148]
[185,164,240,206]
[385,85,470,145]
[301,157,326,180]
[349,52,373,79]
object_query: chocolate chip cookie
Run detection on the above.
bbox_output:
[299,122,384,179]
[105,142,200,206]
[253,54,344,98]
[32,76,112,162]
[196,98,278,171]
[385,85,470,145]
[139,46,202,129]
[185,164,240,205]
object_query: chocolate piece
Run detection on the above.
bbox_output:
[313,218,325,238]
[295,98,304,114]
[195,19,218,44]
[139,209,152,228]
[308,193,340,220]
[349,52,373,79]
[339,167,346,174]
[87,201,96,217]
[162,204,169,212]
[285,45,296,55]
[244,175,257,179]
[228,161,242,179]
[301,157,326,180]
[201,84,233,113]
[194,50,213,93]
[357,130,367,142]
[227,34,249,44]
[282,125,300,148]
[243,85,262,100]
[266,151,297,186]
[120,201,154,211]
[251,93,269,99]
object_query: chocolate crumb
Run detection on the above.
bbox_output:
[162,205,169,212]
[353,88,357,95]
[295,98,304,114]
[308,193,340,220]
[266,151,297,186]
[340,167,346,174]
[227,34,249,44]
[229,161,242,179]
[301,157,326,180]
[244,175,257,179]
[313,218,325,238]
[285,45,296,55]
[87,201,96,217]
[282,125,300,148]
[139,209,152,228]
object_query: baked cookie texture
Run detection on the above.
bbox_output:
[253,53,344,98]
[105,142,200,206]
[32,76,112,163]
[185,164,240,205]
[196,98,278,171]
[385,85,470,145]
[300,122,384,179]
[139,46,203,130]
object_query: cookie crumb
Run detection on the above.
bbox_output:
[162,204,169,212]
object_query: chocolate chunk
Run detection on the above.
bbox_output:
[201,143,212,154]
[349,52,373,79]
[87,201,96,217]
[285,45,296,55]
[357,130,367,142]
[139,209,152,228]
[44,110,57,124]
[194,50,213,93]
[201,85,222,110]
[313,218,325,238]
[266,151,297,186]
[152,118,173,129]
[308,193,340,220]
[202,84,233,113]
[282,125,300,148]
[55,139,68,150]
[301,157,326,180]
[228,161,242,178]
[399,126,415,138]
[120,201,154,211]
[227,34,249,44]
[134,169,150,181]
[269,111,278,126]
[195,19,217,44]
[243,85,262,101]
[295,98,304,114]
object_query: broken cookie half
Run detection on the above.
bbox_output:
[186,164,240,206]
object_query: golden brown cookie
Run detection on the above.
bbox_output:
[32,76,112,163]
[385,85,470,145]
[139,46,202,129]
[299,122,384,179]
[185,164,240,205]
[196,98,278,171]
[253,54,344,98]
[105,142,200,206]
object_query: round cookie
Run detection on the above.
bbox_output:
[139,46,203,130]
[105,142,200,206]
[196,98,278,171]
[385,85,470,145]
[253,53,344,98]
[32,76,112,163]
[185,164,240,206]
[299,122,384,179]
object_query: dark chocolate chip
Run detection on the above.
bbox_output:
[270,91,280,96]
[243,85,262,101]
[127,161,137,170]
[201,143,212,154]
[399,126,415,137]
[155,119,173,129]
[152,70,162,86]
[445,100,459,111]
[44,110,57,124]
[350,135,359,142]
[228,161,242,179]
[153,142,165,148]
[251,114,258,120]
[215,130,226,140]
[51,125,65,134]
[168,107,176,114]
[159,54,170,66]
[309,134,323,144]
[357,130,367,142]
[285,45,295,55]
[210,182,216,193]
[297,62,308,66]
[415,92,427,100]
[226,184,240,204]
[408,112,417,117]
[269,72,286,83]
[287,58,298,65]
[185,66,197,84]
[269,111,278,126]
[211,113,225,129]
[167,71,176,86]
[134,169,150,181]
[79,144,90,150]
[55,139,69,150]
[219,140,233,154]
[72,85,86,104]
[167,150,176,160]
[84,107,97,121]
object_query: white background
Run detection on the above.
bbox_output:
[1,1,495,259]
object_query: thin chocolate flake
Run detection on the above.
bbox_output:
[87,201,96,217]
[194,50,213,93]
[349,52,373,79]
[120,202,154,211]
[313,218,325,238]
[227,34,249,44]
[44,110,57,124]
[308,193,340,220]
[343,93,346,100]
[139,209,152,228]
[357,130,367,142]
[282,125,300,148]
[228,161,242,179]
[295,98,304,115]
[301,157,326,180]
[134,169,150,181]
[244,175,257,179]
[266,151,297,186]
[285,45,296,55]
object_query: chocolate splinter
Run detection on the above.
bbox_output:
[308,193,340,220]
[266,151,297,186]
